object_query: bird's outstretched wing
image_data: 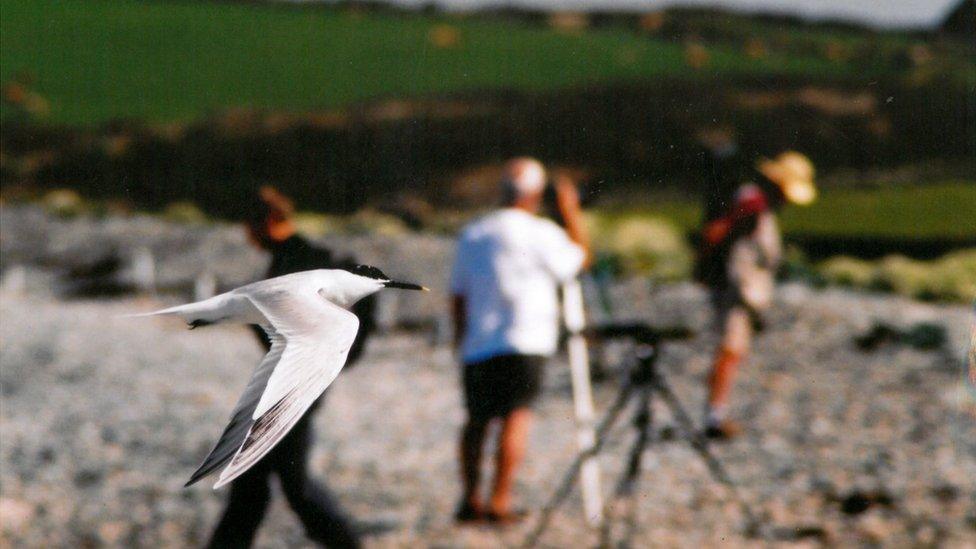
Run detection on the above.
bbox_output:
[185,287,359,489]
[183,325,286,487]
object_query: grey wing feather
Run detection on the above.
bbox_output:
[184,326,285,487]
[212,385,313,488]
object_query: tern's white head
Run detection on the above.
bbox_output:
[319,265,427,308]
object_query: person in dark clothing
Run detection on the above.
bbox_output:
[694,126,750,225]
[206,186,375,549]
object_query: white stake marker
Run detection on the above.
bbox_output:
[562,279,604,527]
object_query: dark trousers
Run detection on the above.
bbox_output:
[206,406,360,549]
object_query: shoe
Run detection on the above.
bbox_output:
[704,419,742,440]
[486,509,528,525]
[454,502,483,524]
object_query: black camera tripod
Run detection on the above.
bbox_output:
[522,323,760,548]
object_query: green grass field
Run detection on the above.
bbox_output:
[598,182,976,240]
[1,0,912,125]
[782,182,976,240]
[3,0,972,250]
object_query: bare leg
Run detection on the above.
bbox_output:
[706,306,752,436]
[709,307,752,410]
[459,417,490,515]
[707,346,743,414]
[489,407,533,516]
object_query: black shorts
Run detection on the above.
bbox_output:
[463,354,546,421]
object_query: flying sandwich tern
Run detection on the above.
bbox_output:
[134,265,427,489]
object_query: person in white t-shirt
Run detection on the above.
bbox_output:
[449,157,590,524]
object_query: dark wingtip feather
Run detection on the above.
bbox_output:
[184,464,215,487]
[182,414,256,488]
[183,445,243,487]
[183,444,240,488]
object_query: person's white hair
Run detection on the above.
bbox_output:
[502,157,547,200]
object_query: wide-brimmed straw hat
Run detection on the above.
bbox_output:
[757,151,817,206]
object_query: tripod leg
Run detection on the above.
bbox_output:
[521,381,634,549]
[617,386,652,497]
[610,383,655,549]
[651,375,761,536]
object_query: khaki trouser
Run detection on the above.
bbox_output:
[715,212,781,354]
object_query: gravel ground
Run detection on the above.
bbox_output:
[1,206,974,547]
[1,283,974,548]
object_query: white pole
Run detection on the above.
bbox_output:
[562,279,604,527]
[1,265,28,296]
[194,270,217,301]
[132,247,156,295]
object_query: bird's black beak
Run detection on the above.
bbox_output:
[384,280,428,291]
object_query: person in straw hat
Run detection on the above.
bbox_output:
[694,151,816,440]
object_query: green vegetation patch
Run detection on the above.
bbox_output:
[599,182,976,241]
[785,182,976,240]
[0,0,908,125]
[819,250,976,302]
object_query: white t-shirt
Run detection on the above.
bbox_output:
[449,208,585,363]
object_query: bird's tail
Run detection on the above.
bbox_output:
[123,294,234,327]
